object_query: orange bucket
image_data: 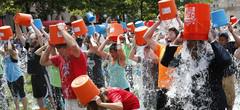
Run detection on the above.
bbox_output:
[0,26,13,40]
[71,19,88,37]
[71,75,100,106]
[108,22,124,42]
[127,22,135,33]
[49,25,66,45]
[134,26,148,46]
[14,13,32,26]
[158,0,177,20]
[183,3,210,40]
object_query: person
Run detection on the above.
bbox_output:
[143,15,183,109]
[88,87,140,110]
[98,35,130,91]
[217,24,240,110]
[15,22,50,110]
[129,42,158,109]
[84,34,105,88]
[160,29,232,109]
[40,23,87,110]
[0,40,28,110]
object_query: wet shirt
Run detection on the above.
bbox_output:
[46,65,61,87]
[3,55,23,82]
[107,87,140,110]
[108,61,129,89]
[87,53,105,88]
[50,52,87,99]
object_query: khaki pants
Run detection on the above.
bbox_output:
[222,74,236,110]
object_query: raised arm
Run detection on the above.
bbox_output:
[31,22,44,46]
[15,24,26,45]
[57,23,81,57]
[129,45,139,63]
[117,35,126,67]
[98,37,110,59]
[7,40,18,60]
[228,24,240,47]
[40,45,53,66]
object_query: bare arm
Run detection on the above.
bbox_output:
[129,46,139,62]
[34,44,48,56]
[57,23,81,57]
[15,24,26,45]
[117,35,126,67]
[41,28,50,39]
[95,96,123,110]
[228,24,240,47]
[40,45,53,66]
[98,38,110,59]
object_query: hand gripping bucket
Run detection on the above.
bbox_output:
[49,25,66,45]
[127,22,135,33]
[71,75,100,106]
[86,12,96,23]
[87,25,96,37]
[230,16,238,25]
[71,19,88,37]
[108,22,124,42]
[34,19,43,30]
[0,26,13,40]
[158,0,177,20]
[135,21,145,28]
[183,3,210,40]
[211,9,229,28]
[134,26,148,46]
[14,13,32,26]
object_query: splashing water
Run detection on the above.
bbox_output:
[233,58,240,110]
[0,77,8,110]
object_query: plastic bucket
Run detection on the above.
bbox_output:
[230,16,238,25]
[87,25,96,37]
[95,24,107,35]
[0,26,13,40]
[183,3,210,40]
[49,25,66,45]
[43,20,64,28]
[14,13,32,26]
[71,75,100,106]
[34,19,43,30]
[135,21,144,28]
[134,26,148,46]
[127,22,135,33]
[158,0,177,20]
[147,20,155,27]
[86,12,96,23]
[211,9,229,28]
[71,19,88,37]
[108,22,124,42]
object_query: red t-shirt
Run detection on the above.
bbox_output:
[107,88,140,110]
[50,51,87,99]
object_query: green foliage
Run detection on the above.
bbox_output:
[0,0,213,21]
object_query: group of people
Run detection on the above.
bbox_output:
[0,9,240,110]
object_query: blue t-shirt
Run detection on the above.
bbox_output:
[3,55,22,82]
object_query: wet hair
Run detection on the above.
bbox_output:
[219,33,229,40]
[109,43,117,52]
[87,87,108,110]
[168,27,179,36]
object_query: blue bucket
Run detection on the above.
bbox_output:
[121,22,127,29]
[95,24,107,34]
[87,25,96,37]
[33,19,43,29]
[211,9,229,28]
[86,12,96,23]
[135,21,144,28]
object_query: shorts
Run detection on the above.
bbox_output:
[31,74,48,98]
[7,76,26,99]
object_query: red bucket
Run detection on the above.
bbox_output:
[108,22,124,42]
[71,19,88,37]
[14,13,32,26]
[158,0,177,20]
[49,25,66,45]
[134,26,148,46]
[183,3,210,40]
[0,26,13,40]
[127,22,135,33]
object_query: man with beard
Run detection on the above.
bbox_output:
[160,29,232,109]
[15,22,49,110]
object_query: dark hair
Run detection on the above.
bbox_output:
[87,101,106,110]
[109,43,117,52]
[168,27,179,36]
[219,33,229,40]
